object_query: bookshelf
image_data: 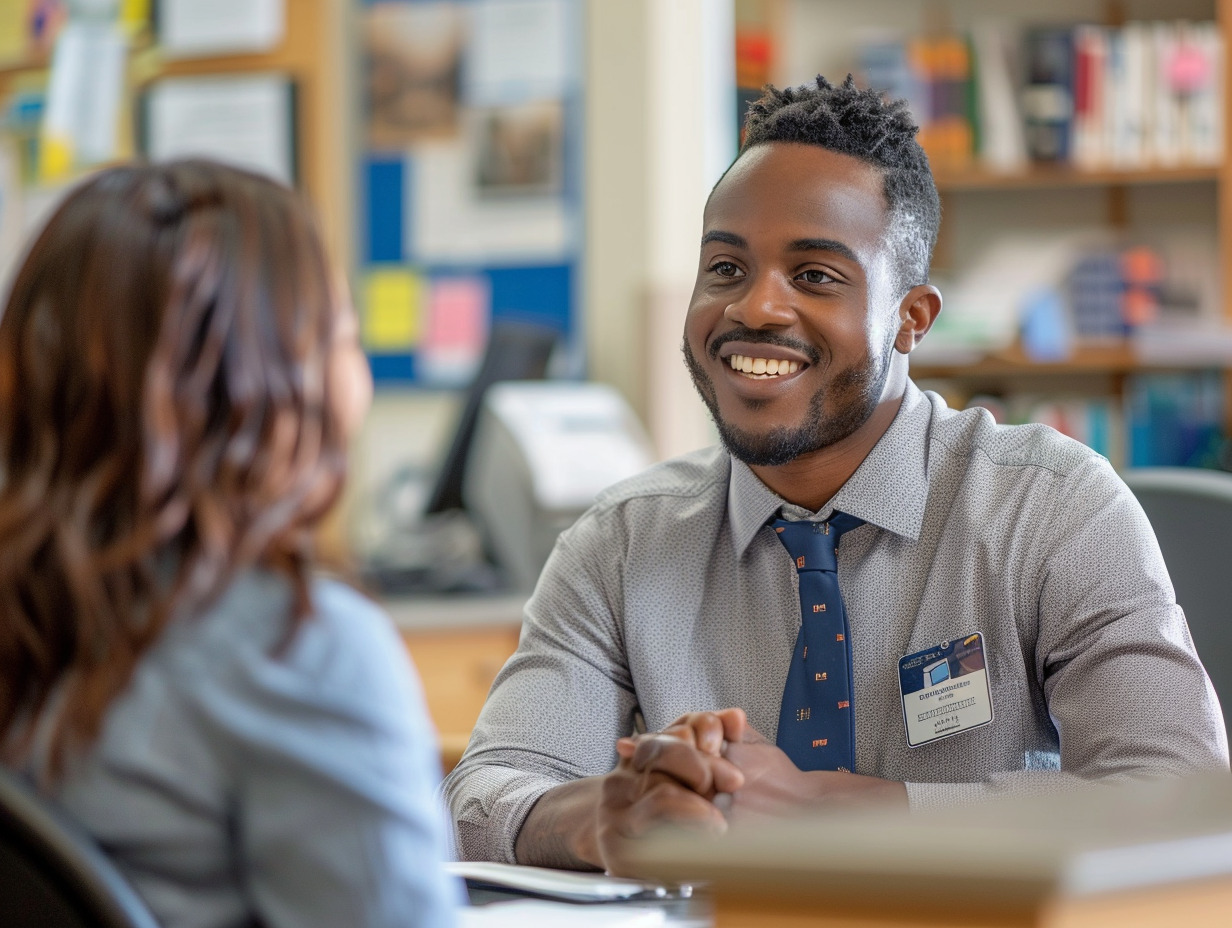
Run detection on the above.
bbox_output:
[751,0,1232,467]
[933,163,1219,191]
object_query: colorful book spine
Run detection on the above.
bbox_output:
[856,19,1224,174]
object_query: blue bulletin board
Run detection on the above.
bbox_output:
[358,0,584,386]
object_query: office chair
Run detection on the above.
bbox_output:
[1123,467,1232,737]
[0,767,160,928]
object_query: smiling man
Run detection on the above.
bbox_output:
[443,77,1228,874]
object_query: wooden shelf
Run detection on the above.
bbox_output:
[910,340,1226,380]
[0,53,50,78]
[934,163,1219,192]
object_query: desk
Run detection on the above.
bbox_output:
[385,594,525,770]
[707,875,1232,928]
[636,774,1232,928]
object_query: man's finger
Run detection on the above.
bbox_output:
[715,707,748,744]
[659,709,749,755]
[629,734,745,795]
[617,777,728,838]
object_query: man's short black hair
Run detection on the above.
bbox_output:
[738,74,941,295]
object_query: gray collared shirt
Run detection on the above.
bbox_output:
[444,382,1229,864]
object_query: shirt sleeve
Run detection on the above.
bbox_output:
[441,503,640,863]
[203,581,462,928]
[908,456,1229,809]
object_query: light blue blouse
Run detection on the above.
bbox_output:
[40,571,460,928]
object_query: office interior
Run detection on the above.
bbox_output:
[2,0,1232,756]
[4,2,1232,920]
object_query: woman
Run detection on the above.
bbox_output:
[0,160,458,927]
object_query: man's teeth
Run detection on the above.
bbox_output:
[728,354,801,378]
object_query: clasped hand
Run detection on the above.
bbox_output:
[594,708,905,875]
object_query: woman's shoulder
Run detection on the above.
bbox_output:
[186,569,390,646]
[162,570,420,723]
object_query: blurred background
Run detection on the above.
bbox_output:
[3,0,1231,754]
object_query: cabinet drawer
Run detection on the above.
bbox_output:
[401,625,521,768]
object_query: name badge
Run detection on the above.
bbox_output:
[898,633,993,747]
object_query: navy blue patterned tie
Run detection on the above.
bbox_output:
[772,512,864,772]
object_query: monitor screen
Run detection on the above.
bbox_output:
[422,320,560,516]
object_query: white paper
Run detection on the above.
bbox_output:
[145,75,294,185]
[411,137,568,263]
[43,22,127,166]
[445,861,663,902]
[465,0,569,105]
[157,0,284,57]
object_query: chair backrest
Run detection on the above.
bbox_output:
[0,768,160,928]
[1122,467,1232,738]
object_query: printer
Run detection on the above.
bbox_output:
[463,381,654,592]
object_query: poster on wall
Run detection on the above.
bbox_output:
[359,0,581,384]
[364,1,466,148]
[473,99,563,198]
[144,74,296,185]
[464,0,569,106]
[410,135,568,264]
[158,0,284,58]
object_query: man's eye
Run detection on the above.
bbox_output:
[798,270,834,285]
[709,261,742,278]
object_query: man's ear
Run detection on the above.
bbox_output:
[894,285,942,354]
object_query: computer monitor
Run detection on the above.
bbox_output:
[422,320,561,516]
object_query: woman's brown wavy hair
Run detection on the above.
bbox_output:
[0,160,348,776]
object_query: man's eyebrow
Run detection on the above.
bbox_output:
[700,231,863,268]
[788,238,860,264]
[700,230,746,248]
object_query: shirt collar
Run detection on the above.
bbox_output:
[728,380,932,557]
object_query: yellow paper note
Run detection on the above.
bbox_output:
[38,133,74,184]
[121,0,153,36]
[362,268,422,350]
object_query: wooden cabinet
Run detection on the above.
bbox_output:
[400,624,522,771]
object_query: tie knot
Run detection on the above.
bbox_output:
[771,512,864,572]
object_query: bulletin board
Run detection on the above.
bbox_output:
[358,0,584,386]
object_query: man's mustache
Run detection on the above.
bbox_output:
[707,328,821,366]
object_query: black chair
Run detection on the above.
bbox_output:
[1123,467,1232,738]
[0,767,160,928]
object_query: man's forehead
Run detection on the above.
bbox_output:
[704,142,889,235]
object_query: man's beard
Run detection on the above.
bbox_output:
[682,327,896,467]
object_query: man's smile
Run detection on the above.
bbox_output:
[727,354,802,378]
[715,339,814,385]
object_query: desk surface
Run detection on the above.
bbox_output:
[382,593,527,631]
[637,774,1232,928]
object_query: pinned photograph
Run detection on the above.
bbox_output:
[364,1,466,148]
[472,99,563,198]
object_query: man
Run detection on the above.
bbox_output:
[443,77,1229,874]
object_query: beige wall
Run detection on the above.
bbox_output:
[583,0,734,460]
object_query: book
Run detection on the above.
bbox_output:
[1021,26,1075,162]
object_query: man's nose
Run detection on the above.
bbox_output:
[723,273,797,329]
